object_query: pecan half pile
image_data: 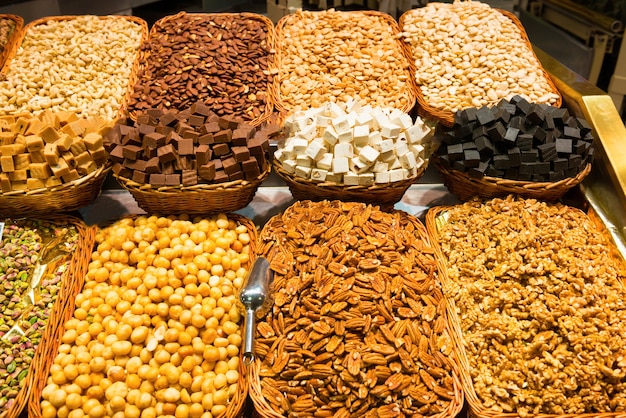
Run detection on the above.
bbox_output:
[436,196,626,416]
[255,200,458,417]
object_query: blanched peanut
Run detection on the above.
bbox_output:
[277,10,414,112]
[0,16,143,120]
[402,0,560,113]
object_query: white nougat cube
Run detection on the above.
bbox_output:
[337,129,353,143]
[328,102,346,118]
[373,160,389,173]
[333,157,349,174]
[295,165,312,179]
[381,150,396,163]
[317,153,333,170]
[400,151,417,169]
[359,173,375,186]
[323,125,339,146]
[305,141,326,161]
[353,125,369,145]
[282,159,297,174]
[296,155,312,168]
[389,169,405,183]
[350,157,370,174]
[378,139,394,154]
[406,121,431,143]
[380,122,401,138]
[282,141,295,158]
[310,168,328,181]
[394,141,409,157]
[292,137,309,154]
[343,173,360,186]
[355,111,374,128]
[371,108,389,129]
[317,114,332,128]
[273,148,284,162]
[409,144,425,158]
[345,97,361,113]
[326,172,343,184]
[334,143,353,159]
[358,145,380,164]
[389,158,402,170]
[299,123,317,140]
[390,110,413,130]
[332,115,351,133]
[415,156,425,169]
[401,168,412,179]
[368,131,382,147]
[375,171,390,184]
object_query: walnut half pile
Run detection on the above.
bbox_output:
[436,196,626,416]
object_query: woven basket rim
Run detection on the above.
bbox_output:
[0,13,24,73]
[123,11,276,127]
[399,7,563,127]
[273,8,417,116]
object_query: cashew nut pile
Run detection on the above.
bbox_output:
[0,16,144,121]
[401,0,560,113]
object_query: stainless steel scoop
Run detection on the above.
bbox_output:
[239,256,273,366]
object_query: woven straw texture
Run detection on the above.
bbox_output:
[272,9,418,116]
[399,8,562,127]
[0,164,111,218]
[250,202,464,418]
[29,213,255,418]
[425,204,626,418]
[124,12,275,127]
[0,14,23,72]
[0,216,94,418]
[116,165,270,216]
[273,158,426,210]
[433,156,591,202]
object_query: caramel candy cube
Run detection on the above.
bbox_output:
[0,132,15,146]
[44,143,60,165]
[70,138,87,156]
[39,126,60,143]
[0,173,11,192]
[25,135,44,152]
[25,118,43,135]
[30,162,53,179]
[11,180,27,191]
[9,169,27,181]
[45,177,62,188]
[83,133,103,151]
[13,154,31,170]
[0,144,25,156]
[56,134,74,152]
[62,169,80,182]
[62,152,76,168]
[26,178,45,190]
[90,147,107,166]
[75,151,92,167]
[0,155,14,172]
[77,161,98,176]
[31,151,46,163]
[13,117,30,134]
[50,159,70,178]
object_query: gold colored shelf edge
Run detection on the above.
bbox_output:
[534,46,626,259]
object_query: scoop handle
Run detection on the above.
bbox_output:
[242,307,256,366]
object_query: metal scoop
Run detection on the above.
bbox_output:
[239,256,273,366]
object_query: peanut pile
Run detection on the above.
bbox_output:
[435,196,626,416]
[401,0,560,113]
[0,16,144,120]
[277,10,414,113]
[255,201,459,417]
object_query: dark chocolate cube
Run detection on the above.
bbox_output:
[535,161,550,174]
[516,172,531,181]
[522,149,539,162]
[149,173,167,186]
[476,106,496,126]
[507,147,521,166]
[472,126,490,140]
[475,136,495,157]
[468,161,489,178]
[563,126,581,140]
[576,117,592,134]
[537,143,557,162]
[526,104,545,125]
[452,160,466,172]
[447,143,464,161]
[212,143,231,157]
[505,167,519,179]
[513,96,531,115]
[555,138,573,154]
[463,149,481,168]
[516,134,533,151]
[488,122,507,142]
[187,114,205,127]
[492,154,510,169]
[548,171,565,181]
[509,116,525,131]
[486,166,504,177]
[565,166,579,178]
[177,138,194,156]
[552,158,569,172]
[550,108,569,126]
[453,124,475,141]
[503,127,519,147]
[494,107,511,124]
[533,127,547,144]
[519,162,535,175]
[573,140,587,155]
[462,142,478,150]
[543,114,556,131]
[132,170,148,184]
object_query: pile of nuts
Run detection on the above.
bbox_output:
[435,196,626,415]
[0,111,110,193]
[127,12,273,122]
[401,1,560,113]
[0,219,78,414]
[275,100,433,185]
[40,214,253,418]
[254,201,459,417]
[276,9,414,113]
[0,18,17,57]
[0,16,144,120]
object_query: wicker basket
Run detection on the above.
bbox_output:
[0,14,23,71]
[273,9,418,115]
[273,158,427,210]
[115,165,270,216]
[124,12,275,126]
[0,164,112,218]
[425,204,626,418]
[433,155,591,202]
[399,8,562,127]
[29,213,255,418]
[0,216,94,418]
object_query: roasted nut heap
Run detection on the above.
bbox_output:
[277,10,414,113]
[436,196,626,416]
[0,16,144,120]
[256,201,458,417]
[127,12,273,122]
[0,219,78,414]
[401,1,560,113]
[0,18,16,55]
